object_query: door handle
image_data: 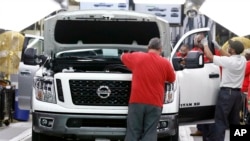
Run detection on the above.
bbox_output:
[20,70,31,75]
[209,73,219,78]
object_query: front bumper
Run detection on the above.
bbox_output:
[32,111,178,140]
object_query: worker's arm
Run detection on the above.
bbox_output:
[201,38,214,62]
[212,40,230,57]
[202,39,230,62]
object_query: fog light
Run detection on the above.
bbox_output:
[157,121,168,129]
[40,117,54,128]
[160,121,168,128]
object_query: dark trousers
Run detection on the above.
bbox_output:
[124,103,162,141]
[241,92,248,121]
[207,88,242,141]
[197,124,211,141]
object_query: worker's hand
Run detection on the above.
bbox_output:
[212,40,222,50]
[200,37,208,47]
[194,35,199,45]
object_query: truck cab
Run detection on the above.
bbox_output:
[18,10,220,141]
[16,34,44,110]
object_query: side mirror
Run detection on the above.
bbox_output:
[23,48,47,66]
[172,51,204,71]
[23,48,48,66]
[23,48,37,65]
[185,51,204,68]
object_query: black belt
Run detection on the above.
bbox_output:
[220,87,241,91]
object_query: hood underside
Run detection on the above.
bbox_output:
[54,20,160,45]
[44,10,169,55]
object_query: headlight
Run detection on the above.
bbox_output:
[164,82,175,104]
[34,76,56,103]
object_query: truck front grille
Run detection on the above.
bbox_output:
[69,80,131,106]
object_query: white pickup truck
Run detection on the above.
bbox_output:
[19,10,220,141]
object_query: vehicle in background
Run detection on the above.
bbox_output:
[15,34,44,110]
[171,7,179,12]
[148,7,166,12]
[171,13,179,17]
[118,3,127,8]
[155,12,166,17]
[94,3,113,7]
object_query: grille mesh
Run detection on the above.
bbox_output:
[69,80,131,106]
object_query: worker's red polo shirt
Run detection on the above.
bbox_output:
[241,61,250,92]
[121,52,175,107]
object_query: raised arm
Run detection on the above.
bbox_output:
[201,39,230,62]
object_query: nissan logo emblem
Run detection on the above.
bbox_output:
[96,85,111,99]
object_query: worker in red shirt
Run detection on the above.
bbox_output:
[121,37,176,141]
[241,49,250,116]
[241,49,250,94]
[176,44,190,67]
[176,44,190,58]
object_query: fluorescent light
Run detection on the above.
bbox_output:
[75,0,127,3]
[133,0,185,4]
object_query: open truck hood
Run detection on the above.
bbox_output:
[44,10,171,57]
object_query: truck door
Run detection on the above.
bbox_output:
[171,28,221,122]
[17,35,44,110]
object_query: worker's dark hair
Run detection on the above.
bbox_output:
[229,40,244,54]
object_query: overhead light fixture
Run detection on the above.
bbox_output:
[184,1,198,18]
[133,0,185,4]
[75,0,126,2]
[184,0,205,18]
